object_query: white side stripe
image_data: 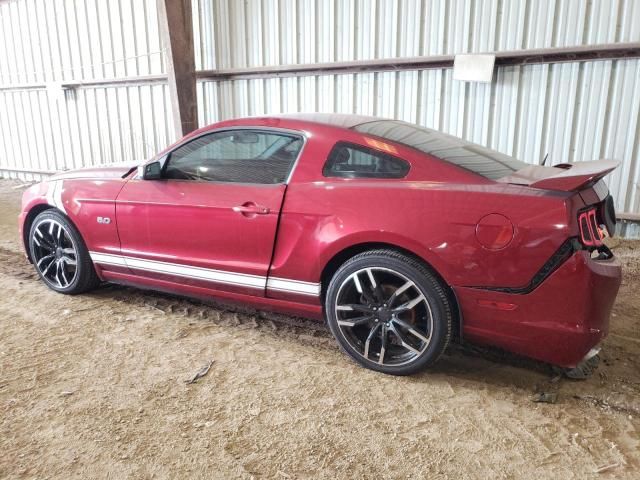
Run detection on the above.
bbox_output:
[266,277,321,296]
[45,181,54,207]
[124,256,265,288]
[89,252,320,296]
[54,180,67,214]
[46,180,67,214]
[90,252,127,267]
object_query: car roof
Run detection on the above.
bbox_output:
[222,114,529,181]
[243,112,385,129]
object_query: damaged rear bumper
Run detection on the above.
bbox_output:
[455,250,622,368]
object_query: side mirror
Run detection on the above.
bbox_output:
[139,161,162,180]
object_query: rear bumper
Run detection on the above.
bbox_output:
[455,250,621,367]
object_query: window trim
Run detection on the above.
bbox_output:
[145,127,307,186]
[322,141,411,179]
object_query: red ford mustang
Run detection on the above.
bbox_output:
[19,113,622,375]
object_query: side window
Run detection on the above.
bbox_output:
[164,130,303,184]
[323,142,409,179]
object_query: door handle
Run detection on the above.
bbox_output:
[232,202,270,215]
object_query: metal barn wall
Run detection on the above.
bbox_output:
[0,0,639,220]
[0,0,174,181]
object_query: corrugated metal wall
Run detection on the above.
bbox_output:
[0,0,173,181]
[193,0,640,216]
[1,0,640,218]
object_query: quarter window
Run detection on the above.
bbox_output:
[352,120,528,180]
[164,130,303,184]
[323,142,409,179]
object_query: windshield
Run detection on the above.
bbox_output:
[352,120,528,180]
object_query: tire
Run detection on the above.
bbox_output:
[28,209,100,294]
[325,249,452,375]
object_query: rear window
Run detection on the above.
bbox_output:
[323,142,409,179]
[352,120,528,180]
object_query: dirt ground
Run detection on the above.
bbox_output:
[0,180,638,479]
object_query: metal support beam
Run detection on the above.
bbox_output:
[3,43,638,92]
[61,74,169,89]
[157,0,197,138]
[0,75,169,92]
[197,42,640,81]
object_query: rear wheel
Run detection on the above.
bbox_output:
[29,210,100,294]
[325,249,452,375]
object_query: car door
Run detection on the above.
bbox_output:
[114,128,305,296]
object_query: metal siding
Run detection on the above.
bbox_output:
[0,0,172,182]
[193,0,640,218]
[0,0,639,225]
[198,54,640,215]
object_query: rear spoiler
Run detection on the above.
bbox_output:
[499,159,619,192]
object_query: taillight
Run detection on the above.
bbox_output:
[578,208,604,247]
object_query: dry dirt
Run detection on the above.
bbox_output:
[0,179,639,479]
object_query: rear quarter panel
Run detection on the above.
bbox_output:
[204,117,581,298]
[270,180,573,292]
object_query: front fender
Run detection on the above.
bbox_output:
[20,182,55,257]
[20,178,126,259]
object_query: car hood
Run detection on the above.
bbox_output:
[498,159,619,192]
[49,161,139,181]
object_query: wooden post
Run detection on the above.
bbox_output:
[157,0,197,138]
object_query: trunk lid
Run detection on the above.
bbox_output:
[497,159,619,192]
[499,159,620,241]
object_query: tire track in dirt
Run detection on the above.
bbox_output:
[0,245,335,351]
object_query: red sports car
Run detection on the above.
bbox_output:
[20,114,622,375]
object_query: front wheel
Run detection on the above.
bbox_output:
[29,209,100,294]
[325,249,453,375]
